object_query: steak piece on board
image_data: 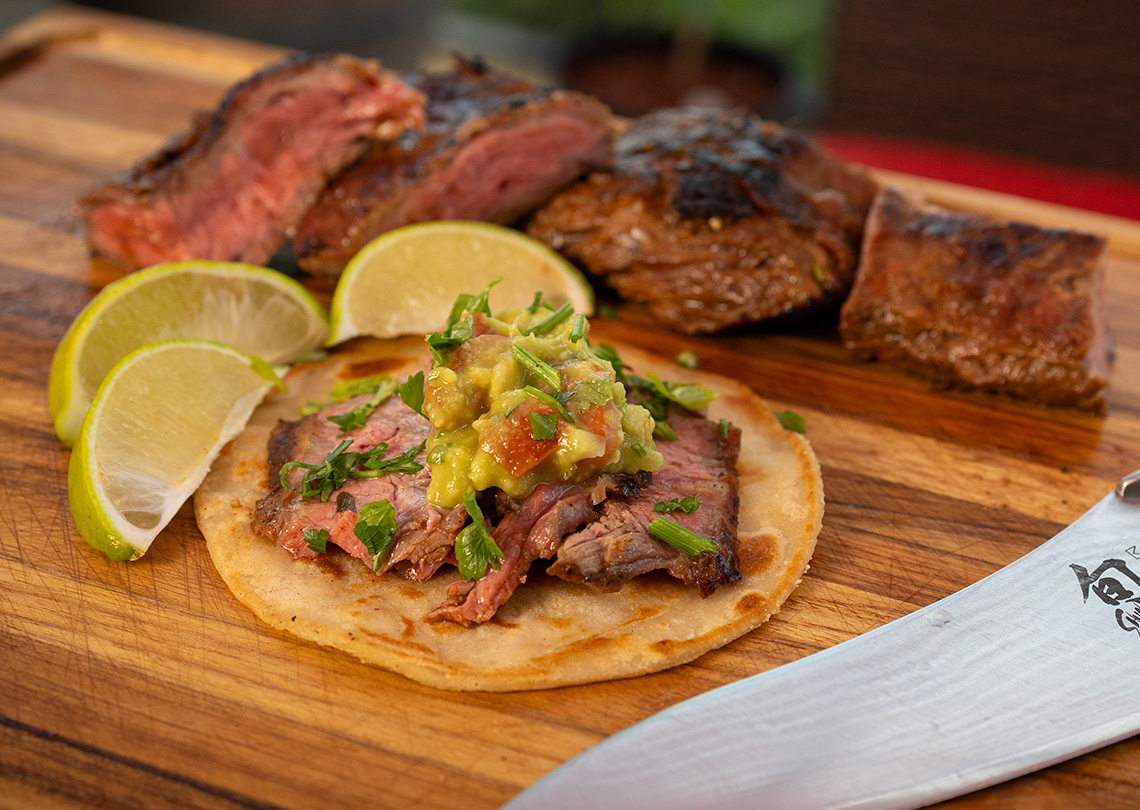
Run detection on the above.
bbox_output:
[82,53,424,271]
[839,187,1111,411]
[526,106,878,334]
[293,57,616,280]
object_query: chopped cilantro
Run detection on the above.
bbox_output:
[528,410,559,441]
[775,409,806,434]
[280,440,424,501]
[354,500,398,573]
[654,496,701,514]
[674,350,699,369]
[327,378,397,433]
[454,493,505,580]
[355,441,426,476]
[279,439,356,501]
[643,372,716,412]
[330,374,389,402]
[396,370,425,416]
[303,528,329,553]
[524,385,572,422]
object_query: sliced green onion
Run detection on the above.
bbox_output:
[524,302,573,335]
[513,343,561,391]
[569,313,587,343]
[648,517,718,555]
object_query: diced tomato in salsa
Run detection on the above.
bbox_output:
[575,402,623,474]
[481,399,559,477]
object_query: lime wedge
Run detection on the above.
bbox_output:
[68,339,282,561]
[327,221,594,345]
[50,261,327,447]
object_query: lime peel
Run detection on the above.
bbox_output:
[50,261,326,447]
[327,221,593,345]
[68,339,282,560]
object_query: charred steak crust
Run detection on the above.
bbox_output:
[292,57,617,279]
[526,106,879,334]
[81,53,424,271]
[839,187,1111,411]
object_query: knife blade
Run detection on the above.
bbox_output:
[505,470,1140,810]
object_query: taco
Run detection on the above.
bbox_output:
[195,300,823,692]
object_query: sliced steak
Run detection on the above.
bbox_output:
[424,476,641,626]
[548,407,742,596]
[839,187,1112,411]
[293,57,616,280]
[526,106,879,334]
[254,391,465,580]
[82,53,424,271]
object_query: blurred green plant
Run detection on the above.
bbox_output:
[448,0,834,83]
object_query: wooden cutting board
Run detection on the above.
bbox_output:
[2,7,1138,809]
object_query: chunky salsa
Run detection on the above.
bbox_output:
[422,289,663,508]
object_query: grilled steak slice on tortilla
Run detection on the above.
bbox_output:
[526,106,878,334]
[81,53,424,271]
[292,57,616,280]
[253,389,465,581]
[195,337,824,691]
[254,369,740,624]
[549,407,741,596]
[425,474,649,626]
[839,187,1112,411]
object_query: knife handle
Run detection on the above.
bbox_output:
[1116,470,1140,499]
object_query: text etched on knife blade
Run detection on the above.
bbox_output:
[1072,558,1140,635]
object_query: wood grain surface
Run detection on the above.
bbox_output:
[2,7,1138,809]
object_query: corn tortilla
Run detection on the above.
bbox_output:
[194,336,823,691]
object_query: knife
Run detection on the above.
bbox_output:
[505,470,1140,810]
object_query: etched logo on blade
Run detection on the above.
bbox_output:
[1072,559,1140,635]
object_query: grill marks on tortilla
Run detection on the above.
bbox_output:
[254,374,743,625]
[80,53,425,271]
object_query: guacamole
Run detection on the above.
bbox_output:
[422,293,663,508]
